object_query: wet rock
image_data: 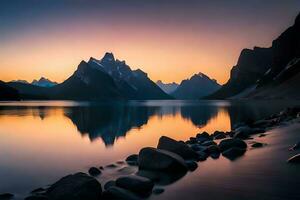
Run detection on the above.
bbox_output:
[251,142,264,148]
[222,147,246,160]
[106,164,117,168]
[196,132,211,143]
[116,175,154,196]
[214,133,226,140]
[102,186,141,200]
[137,169,186,185]
[46,172,102,200]
[219,138,247,152]
[204,145,220,154]
[25,195,48,200]
[289,141,300,151]
[88,167,101,176]
[190,144,206,151]
[152,188,165,195]
[185,161,198,171]
[116,161,125,164]
[188,137,198,144]
[233,126,253,139]
[138,147,188,173]
[104,180,116,190]
[287,154,300,164]
[99,166,104,170]
[157,136,198,160]
[0,193,14,199]
[202,140,217,146]
[196,151,208,161]
[126,154,139,165]
[210,152,220,159]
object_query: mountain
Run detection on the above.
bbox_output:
[156,80,178,94]
[209,12,300,99]
[87,53,171,99]
[0,81,20,100]
[171,73,221,99]
[11,80,30,84]
[32,77,57,87]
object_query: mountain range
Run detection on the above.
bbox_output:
[156,80,178,94]
[12,77,57,87]
[209,12,300,99]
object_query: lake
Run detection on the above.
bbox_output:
[0,100,299,199]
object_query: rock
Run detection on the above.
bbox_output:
[190,144,206,151]
[289,141,300,151]
[219,138,247,152]
[104,180,116,190]
[31,188,46,194]
[88,167,101,176]
[138,147,188,173]
[196,151,208,161]
[214,133,226,140]
[152,188,165,195]
[116,175,154,196]
[196,132,211,143]
[185,161,198,171]
[25,196,48,200]
[116,161,125,164]
[210,152,220,159]
[202,140,217,146]
[137,169,186,185]
[188,137,198,144]
[102,186,141,200]
[46,172,102,200]
[251,142,264,148]
[0,193,14,199]
[222,147,246,160]
[204,145,220,154]
[126,154,139,165]
[117,166,136,174]
[157,136,198,160]
[99,166,104,170]
[233,126,253,139]
[259,133,267,137]
[106,164,117,168]
[287,154,300,164]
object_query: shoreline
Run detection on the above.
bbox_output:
[1,107,300,200]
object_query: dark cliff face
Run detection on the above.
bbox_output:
[210,12,300,99]
[172,73,220,99]
[0,81,20,100]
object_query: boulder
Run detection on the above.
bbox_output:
[88,167,101,176]
[46,172,102,200]
[126,154,139,165]
[196,132,211,143]
[233,126,253,139]
[210,152,220,159]
[0,193,14,199]
[214,133,226,140]
[102,186,141,200]
[202,140,217,146]
[219,138,247,152]
[204,145,220,154]
[222,147,246,160]
[116,175,154,196]
[287,154,300,164]
[251,142,264,148]
[185,161,198,171]
[196,151,208,161]
[157,136,198,160]
[152,188,165,195]
[104,180,116,190]
[138,147,187,173]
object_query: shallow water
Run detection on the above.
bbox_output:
[0,100,299,198]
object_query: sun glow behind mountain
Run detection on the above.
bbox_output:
[0,0,299,84]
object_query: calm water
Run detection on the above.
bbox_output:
[0,100,299,198]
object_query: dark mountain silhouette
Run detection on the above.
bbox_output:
[171,73,220,99]
[88,53,171,99]
[0,81,20,100]
[209,12,300,99]
[32,77,57,87]
[156,80,178,94]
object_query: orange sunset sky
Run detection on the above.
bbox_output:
[0,0,300,84]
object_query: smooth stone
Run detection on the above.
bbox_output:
[157,136,198,160]
[287,154,300,163]
[116,175,154,196]
[204,145,220,154]
[251,142,264,148]
[196,151,208,161]
[202,140,217,146]
[46,172,102,200]
[88,167,101,176]
[137,169,186,185]
[138,147,188,173]
[0,193,14,199]
[103,186,141,200]
[219,138,247,152]
[104,180,116,190]
[222,147,246,160]
[210,152,220,159]
[126,154,139,165]
[190,144,205,151]
[99,166,104,170]
[106,164,118,168]
[185,161,198,171]
[189,137,198,144]
[25,196,48,200]
[152,188,165,195]
[214,133,226,140]
[196,132,212,143]
[233,126,253,139]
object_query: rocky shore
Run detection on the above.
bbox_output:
[1,107,300,200]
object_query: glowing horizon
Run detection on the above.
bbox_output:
[0,0,299,85]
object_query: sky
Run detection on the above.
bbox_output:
[0,0,299,84]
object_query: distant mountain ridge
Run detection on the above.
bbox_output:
[6,52,171,100]
[209,12,300,99]
[171,72,221,99]
[156,80,178,94]
[0,81,20,100]
[32,77,57,87]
